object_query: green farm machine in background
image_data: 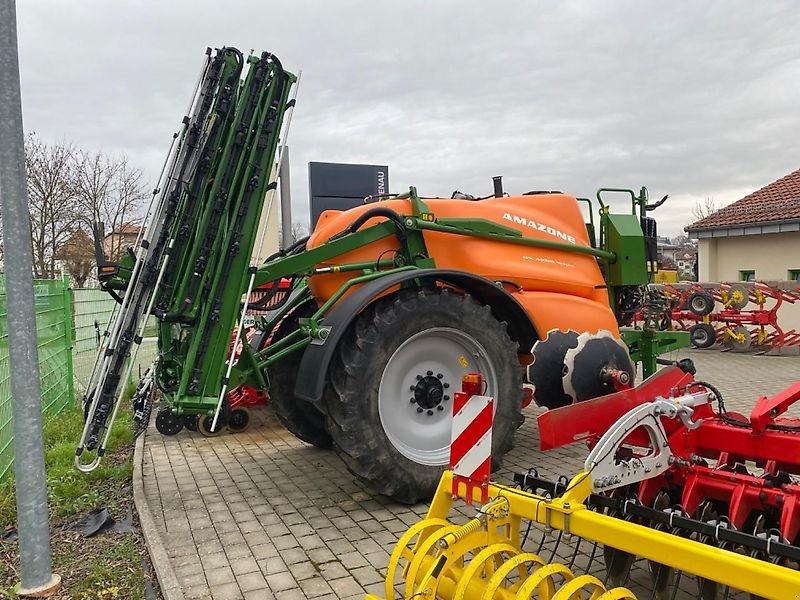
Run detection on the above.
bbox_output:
[77,46,687,502]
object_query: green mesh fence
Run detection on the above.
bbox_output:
[0,275,157,482]
[71,289,158,396]
[0,277,74,483]
[72,288,115,396]
[0,278,162,483]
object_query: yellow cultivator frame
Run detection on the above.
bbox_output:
[368,471,800,600]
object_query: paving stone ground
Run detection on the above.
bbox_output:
[141,349,800,599]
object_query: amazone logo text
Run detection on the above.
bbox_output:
[502,213,576,244]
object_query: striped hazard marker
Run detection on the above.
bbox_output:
[450,373,493,505]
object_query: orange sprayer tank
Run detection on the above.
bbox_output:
[306,194,619,343]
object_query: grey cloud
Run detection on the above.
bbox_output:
[17,0,800,237]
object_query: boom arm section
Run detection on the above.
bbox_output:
[77,47,296,470]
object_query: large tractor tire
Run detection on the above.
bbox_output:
[325,288,525,504]
[266,302,333,449]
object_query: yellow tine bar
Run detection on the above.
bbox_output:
[446,471,800,600]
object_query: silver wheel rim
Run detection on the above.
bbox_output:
[691,295,709,313]
[694,328,710,345]
[378,327,498,466]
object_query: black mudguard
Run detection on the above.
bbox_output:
[293,268,538,404]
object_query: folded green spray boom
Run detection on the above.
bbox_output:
[76,47,296,470]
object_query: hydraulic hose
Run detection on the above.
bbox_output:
[330,206,407,244]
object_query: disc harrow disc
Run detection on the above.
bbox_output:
[527,329,579,409]
[727,325,752,352]
[726,283,750,310]
[562,331,634,403]
[646,492,681,596]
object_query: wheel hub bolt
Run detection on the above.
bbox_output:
[411,374,446,410]
[410,385,416,391]
[416,407,423,413]
[443,383,450,389]
[427,410,434,416]
[443,395,449,401]
[437,405,444,411]
[437,373,443,379]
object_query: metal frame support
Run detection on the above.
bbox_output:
[0,1,61,595]
[426,471,800,599]
[621,327,691,378]
[62,275,75,408]
[279,145,292,249]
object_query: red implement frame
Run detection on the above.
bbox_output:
[538,369,800,543]
[638,281,800,352]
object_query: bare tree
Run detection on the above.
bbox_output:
[24,137,150,281]
[290,221,308,243]
[55,229,95,287]
[692,196,718,222]
[74,150,148,260]
[671,234,695,247]
[25,134,81,278]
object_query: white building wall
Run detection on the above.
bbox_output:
[250,163,281,263]
[698,231,800,331]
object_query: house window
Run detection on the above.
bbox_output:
[739,270,755,282]
[789,269,800,282]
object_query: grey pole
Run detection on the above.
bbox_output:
[0,1,61,596]
[279,145,292,249]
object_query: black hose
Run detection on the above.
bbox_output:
[330,206,407,243]
[263,235,309,264]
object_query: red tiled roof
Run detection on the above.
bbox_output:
[113,223,143,234]
[686,168,800,231]
[103,222,142,238]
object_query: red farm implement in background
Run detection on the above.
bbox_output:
[640,280,800,353]
[538,363,800,550]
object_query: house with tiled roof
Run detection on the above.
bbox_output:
[686,168,800,283]
[102,222,143,262]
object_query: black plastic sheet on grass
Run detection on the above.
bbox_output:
[70,506,134,538]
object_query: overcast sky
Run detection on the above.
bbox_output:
[16,1,800,238]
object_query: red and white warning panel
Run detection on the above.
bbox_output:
[449,373,494,505]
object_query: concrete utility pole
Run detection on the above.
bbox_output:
[0,0,61,596]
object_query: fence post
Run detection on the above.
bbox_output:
[0,1,61,595]
[62,275,75,405]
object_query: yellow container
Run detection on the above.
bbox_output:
[653,270,678,283]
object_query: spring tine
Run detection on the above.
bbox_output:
[567,534,582,570]
[521,519,534,550]
[587,539,599,575]
[621,555,634,588]
[547,530,563,564]
[669,569,684,600]
[648,582,658,600]
[535,523,547,555]
[603,555,612,586]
